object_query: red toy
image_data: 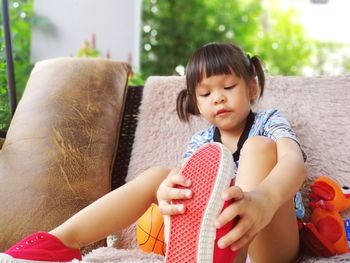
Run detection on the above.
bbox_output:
[300,176,350,257]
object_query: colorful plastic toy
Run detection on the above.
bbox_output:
[300,176,350,257]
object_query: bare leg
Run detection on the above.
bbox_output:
[50,166,170,249]
[235,136,299,263]
[233,246,248,263]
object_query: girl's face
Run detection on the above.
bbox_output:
[195,73,256,136]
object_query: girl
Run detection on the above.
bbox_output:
[157,42,307,262]
[0,42,306,263]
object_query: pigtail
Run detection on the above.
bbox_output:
[249,55,265,97]
[176,89,197,122]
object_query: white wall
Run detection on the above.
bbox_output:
[31,0,141,69]
[279,0,350,44]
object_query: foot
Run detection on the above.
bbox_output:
[0,232,82,262]
[165,142,238,263]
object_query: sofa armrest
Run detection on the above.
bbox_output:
[0,58,130,250]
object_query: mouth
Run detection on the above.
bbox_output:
[215,109,231,117]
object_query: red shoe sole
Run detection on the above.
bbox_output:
[165,143,234,263]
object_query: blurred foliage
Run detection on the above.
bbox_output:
[0,50,10,131]
[141,0,350,78]
[141,0,263,77]
[1,0,350,130]
[255,7,312,75]
[307,41,350,76]
[77,33,101,58]
[0,0,34,130]
[128,71,145,86]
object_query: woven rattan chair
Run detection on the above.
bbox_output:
[111,85,143,190]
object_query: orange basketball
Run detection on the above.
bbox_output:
[136,203,166,256]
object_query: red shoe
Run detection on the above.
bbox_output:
[165,142,238,263]
[213,190,239,263]
[0,232,82,262]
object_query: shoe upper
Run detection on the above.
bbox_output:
[1,232,82,262]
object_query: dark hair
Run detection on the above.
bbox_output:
[176,42,265,122]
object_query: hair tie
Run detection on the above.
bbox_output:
[246,53,252,65]
[246,53,256,76]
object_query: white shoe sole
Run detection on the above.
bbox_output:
[0,253,71,263]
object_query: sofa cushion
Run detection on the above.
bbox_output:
[0,58,130,250]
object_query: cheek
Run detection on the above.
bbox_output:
[195,98,203,113]
[240,90,252,104]
[196,103,203,114]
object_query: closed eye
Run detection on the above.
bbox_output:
[224,84,236,90]
[199,92,210,97]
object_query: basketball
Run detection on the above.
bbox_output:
[136,203,166,256]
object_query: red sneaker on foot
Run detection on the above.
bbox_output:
[213,195,239,263]
[0,232,82,262]
[165,142,238,263]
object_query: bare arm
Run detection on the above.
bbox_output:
[255,137,307,213]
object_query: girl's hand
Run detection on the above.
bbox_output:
[156,167,192,216]
[215,186,276,251]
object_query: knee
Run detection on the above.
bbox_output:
[140,166,171,203]
[145,166,171,180]
[147,166,171,173]
[241,136,277,160]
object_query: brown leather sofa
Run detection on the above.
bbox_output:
[0,58,131,251]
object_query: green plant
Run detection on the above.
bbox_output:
[254,7,312,75]
[0,0,34,130]
[128,71,145,86]
[141,0,349,78]
[141,0,263,78]
[77,33,101,58]
[0,48,10,130]
[308,41,350,75]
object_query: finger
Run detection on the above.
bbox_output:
[222,186,244,201]
[167,173,192,187]
[230,230,255,251]
[157,185,192,201]
[215,199,244,228]
[167,187,193,200]
[217,217,251,249]
[158,202,186,215]
[168,166,181,176]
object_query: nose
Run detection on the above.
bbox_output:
[213,91,226,104]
